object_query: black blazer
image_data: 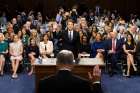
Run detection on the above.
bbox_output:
[61,30,80,57]
[39,70,102,93]
[26,45,39,58]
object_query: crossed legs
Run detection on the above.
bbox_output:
[126,54,137,76]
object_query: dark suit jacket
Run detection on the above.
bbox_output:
[105,39,123,55]
[39,70,102,93]
[61,30,80,58]
[135,41,140,66]
[105,39,123,62]
[26,45,39,58]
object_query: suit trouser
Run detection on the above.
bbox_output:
[108,53,118,72]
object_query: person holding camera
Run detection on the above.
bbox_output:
[56,7,64,24]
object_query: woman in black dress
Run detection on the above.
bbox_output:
[78,34,90,58]
[26,38,39,75]
[123,33,137,77]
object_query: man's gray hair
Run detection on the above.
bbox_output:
[56,50,74,65]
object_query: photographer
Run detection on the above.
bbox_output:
[70,8,78,23]
[56,7,64,24]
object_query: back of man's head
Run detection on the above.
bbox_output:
[56,50,74,65]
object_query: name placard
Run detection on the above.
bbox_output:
[34,58,104,66]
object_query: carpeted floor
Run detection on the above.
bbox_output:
[102,74,140,93]
[0,73,35,93]
[0,73,140,93]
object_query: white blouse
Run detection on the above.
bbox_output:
[39,41,53,55]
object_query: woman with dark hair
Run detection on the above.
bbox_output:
[89,31,97,44]
[21,27,29,47]
[78,35,90,57]
[91,33,105,62]
[26,38,39,75]
[39,34,53,59]
[123,33,137,77]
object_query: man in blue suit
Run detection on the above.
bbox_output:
[106,31,123,77]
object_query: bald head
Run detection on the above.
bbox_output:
[56,50,74,65]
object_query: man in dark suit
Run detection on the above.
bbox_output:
[135,40,140,75]
[39,50,102,93]
[61,19,80,58]
[106,31,123,77]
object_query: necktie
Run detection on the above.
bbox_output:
[112,39,116,52]
[45,45,47,51]
[69,31,72,40]
[70,31,73,40]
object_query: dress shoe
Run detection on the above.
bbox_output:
[0,71,3,76]
[109,72,114,77]
[12,74,18,79]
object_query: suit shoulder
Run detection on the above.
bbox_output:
[40,75,56,83]
[72,74,89,84]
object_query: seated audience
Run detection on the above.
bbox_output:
[123,33,137,77]
[1,5,140,78]
[0,33,8,76]
[39,50,103,93]
[26,38,39,75]
[9,35,23,78]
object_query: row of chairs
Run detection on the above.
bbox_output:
[105,54,140,75]
[3,53,140,76]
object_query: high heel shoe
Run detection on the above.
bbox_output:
[28,71,33,76]
[0,71,3,76]
[12,74,18,79]
[125,74,131,78]
[134,67,137,72]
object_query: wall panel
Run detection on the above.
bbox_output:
[0,0,139,18]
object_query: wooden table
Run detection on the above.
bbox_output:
[34,58,104,93]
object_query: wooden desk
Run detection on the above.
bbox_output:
[34,58,104,93]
